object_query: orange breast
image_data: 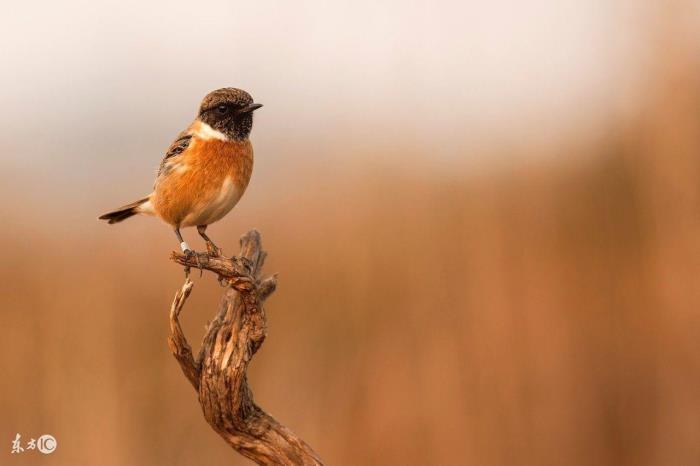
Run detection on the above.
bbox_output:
[153,135,253,227]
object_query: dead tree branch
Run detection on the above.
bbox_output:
[167,230,323,465]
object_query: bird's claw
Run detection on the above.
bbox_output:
[194,253,204,276]
[183,249,204,276]
[205,241,222,257]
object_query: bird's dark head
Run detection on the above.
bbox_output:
[198,88,262,141]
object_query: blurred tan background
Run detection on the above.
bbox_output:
[2,0,700,465]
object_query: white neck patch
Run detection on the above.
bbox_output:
[195,121,228,141]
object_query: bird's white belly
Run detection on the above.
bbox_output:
[181,177,243,227]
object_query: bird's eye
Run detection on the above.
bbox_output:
[217,105,229,114]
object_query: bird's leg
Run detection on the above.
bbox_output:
[175,228,193,256]
[197,225,222,257]
[175,228,204,272]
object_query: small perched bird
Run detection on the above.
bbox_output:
[99,88,262,255]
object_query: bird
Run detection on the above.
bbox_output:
[99,88,262,256]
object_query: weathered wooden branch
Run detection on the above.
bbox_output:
[167,230,323,465]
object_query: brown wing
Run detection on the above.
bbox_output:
[158,132,192,176]
[154,131,194,190]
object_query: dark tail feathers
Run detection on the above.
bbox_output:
[98,197,149,224]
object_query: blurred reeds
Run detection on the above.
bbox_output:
[2,8,700,466]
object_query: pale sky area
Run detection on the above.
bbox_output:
[0,0,687,195]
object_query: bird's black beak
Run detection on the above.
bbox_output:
[239,103,263,114]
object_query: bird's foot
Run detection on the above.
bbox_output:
[181,246,205,276]
[205,241,222,257]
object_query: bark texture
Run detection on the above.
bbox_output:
[167,230,323,465]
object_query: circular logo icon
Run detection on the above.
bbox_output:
[37,435,57,454]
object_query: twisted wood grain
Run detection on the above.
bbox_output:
[167,230,323,465]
